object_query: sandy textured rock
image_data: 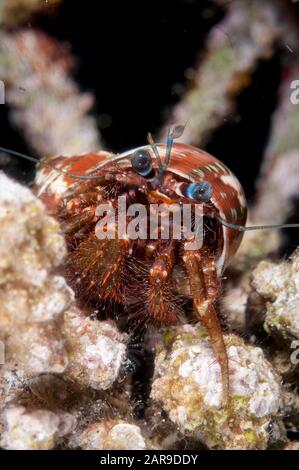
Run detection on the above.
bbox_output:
[281,388,299,431]
[0,174,71,416]
[0,174,127,427]
[0,406,74,450]
[0,276,73,327]
[151,324,282,450]
[6,322,68,376]
[251,251,299,342]
[283,441,299,450]
[0,172,66,280]
[221,286,248,334]
[77,420,146,450]
[0,173,71,378]
[63,307,127,390]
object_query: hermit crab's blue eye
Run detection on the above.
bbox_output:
[131,149,153,177]
[186,181,213,202]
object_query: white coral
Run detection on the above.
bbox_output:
[0,174,72,415]
[77,421,146,450]
[63,307,127,390]
[0,173,73,334]
[252,251,299,340]
[6,323,68,375]
[152,324,281,449]
[1,406,75,450]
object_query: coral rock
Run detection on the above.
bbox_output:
[151,324,281,450]
[1,406,74,450]
[0,174,71,412]
[63,307,127,390]
[251,251,299,342]
[0,172,66,282]
[283,441,299,450]
[77,420,146,450]
[6,322,68,376]
[221,286,248,334]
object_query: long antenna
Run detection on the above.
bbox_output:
[148,124,186,186]
[147,133,164,178]
[215,214,299,232]
[164,124,185,171]
[0,147,108,181]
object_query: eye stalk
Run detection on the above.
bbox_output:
[131,149,153,177]
[186,181,213,202]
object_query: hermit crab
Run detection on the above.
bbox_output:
[1,127,298,404]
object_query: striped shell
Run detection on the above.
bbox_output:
[36,143,247,273]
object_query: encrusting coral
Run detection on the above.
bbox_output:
[0,172,71,335]
[0,173,71,392]
[251,250,299,343]
[1,406,75,450]
[151,324,283,450]
[0,173,130,449]
[63,306,127,391]
[283,441,299,450]
[74,420,146,451]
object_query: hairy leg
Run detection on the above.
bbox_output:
[148,243,182,324]
[183,246,229,404]
[67,233,129,304]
